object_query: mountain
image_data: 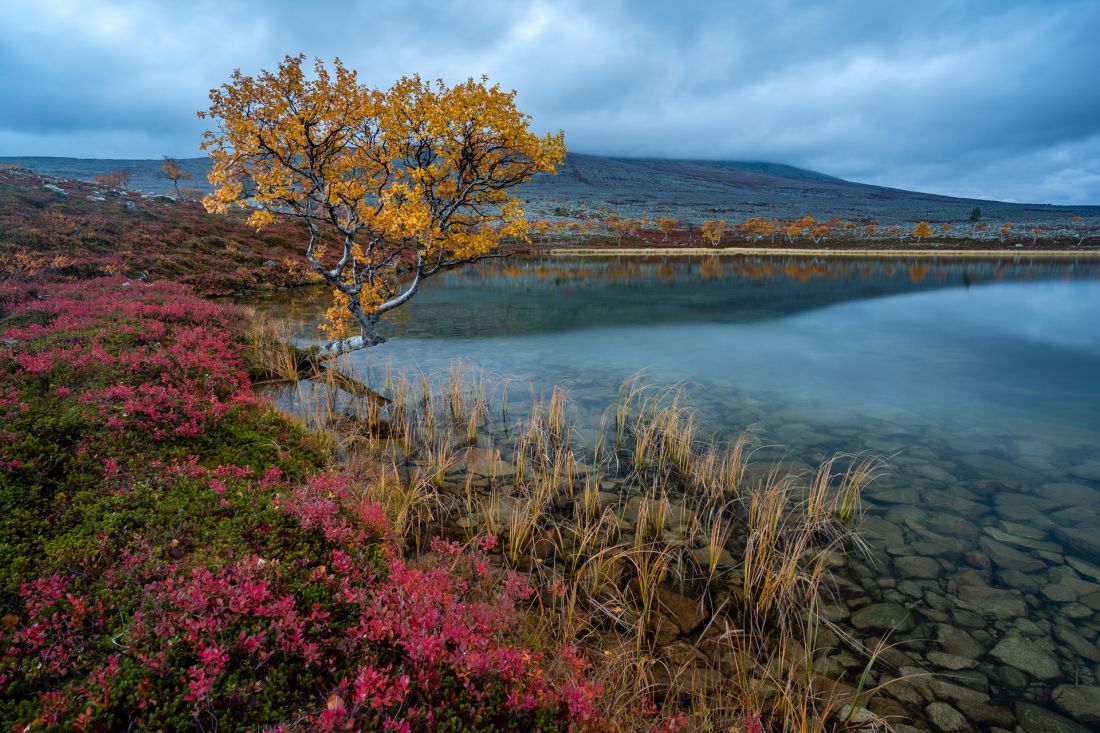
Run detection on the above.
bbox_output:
[2,153,1095,224]
[524,153,1097,223]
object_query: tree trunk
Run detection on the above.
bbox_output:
[316,295,385,358]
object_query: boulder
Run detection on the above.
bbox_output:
[1054,625,1100,663]
[989,635,1060,679]
[954,580,1027,619]
[1052,685,1100,725]
[851,602,914,633]
[925,702,968,732]
[936,624,984,658]
[926,651,977,670]
[655,581,708,635]
[895,556,940,579]
[1015,702,1091,733]
[1037,482,1100,505]
[979,536,1047,573]
[1055,526,1100,563]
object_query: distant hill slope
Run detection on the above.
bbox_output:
[3,153,1096,225]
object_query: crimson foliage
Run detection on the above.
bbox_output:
[0,279,602,731]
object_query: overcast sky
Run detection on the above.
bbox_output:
[1,0,1098,204]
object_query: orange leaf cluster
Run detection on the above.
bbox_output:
[200,55,566,343]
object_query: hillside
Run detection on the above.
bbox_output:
[4,153,1097,226]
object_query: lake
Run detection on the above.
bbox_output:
[254,255,1100,731]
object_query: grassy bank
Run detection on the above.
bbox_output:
[0,168,319,296]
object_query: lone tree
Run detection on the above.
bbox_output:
[700,219,726,247]
[161,157,193,197]
[912,221,933,242]
[201,55,566,355]
[656,216,679,241]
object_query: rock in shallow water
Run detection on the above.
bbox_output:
[989,635,1061,679]
[926,651,978,670]
[895,555,940,579]
[937,624,985,658]
[952,576,1028,619]
[925,702,968,732]
[1037,482,1100,506]
[1051,684,1100,725]
[851,602,914,632]
[1015,702,1091,733]
[1055,526,1100,563]
[1054,625,1100,663]
[979,536,1048,573]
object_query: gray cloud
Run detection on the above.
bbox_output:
[1,0,1097,203]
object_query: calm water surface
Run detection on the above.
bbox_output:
[255,256,1100,731]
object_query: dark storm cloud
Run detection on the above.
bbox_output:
[1,0,1098,203]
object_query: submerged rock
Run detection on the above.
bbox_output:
[936,624,985,658]
[925,701,968,732]
[959,453,1021,476]
[1015,702,1091,733]
[1041,582,1079,603]
[979,536,1048,573]
[1054,625,1100,663]
[1037,482,1100,506]
[989,635,1061,679]
[926,651,978,670]
[851,602,914,632]
[1051,684,1100,725]
[1068,460,1100,482]
[895,556,940,579]
[1055,526,1100,563]
[953,578,1028,619]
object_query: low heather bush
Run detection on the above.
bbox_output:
[0,278,603,731]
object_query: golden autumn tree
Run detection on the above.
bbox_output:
[998,222,1013,242]
[809,222,832,244]
[605,214,633,245]
[736,216,764,240]
[912,221,934,242]
[700,219,726,247]
[1069,215,1090,245]
[161,157,193,197]
[656,216,679,241]
[200,55,566,355]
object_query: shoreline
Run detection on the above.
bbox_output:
[545,246,1100,259]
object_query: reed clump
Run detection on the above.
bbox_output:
[271,359,895,732]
